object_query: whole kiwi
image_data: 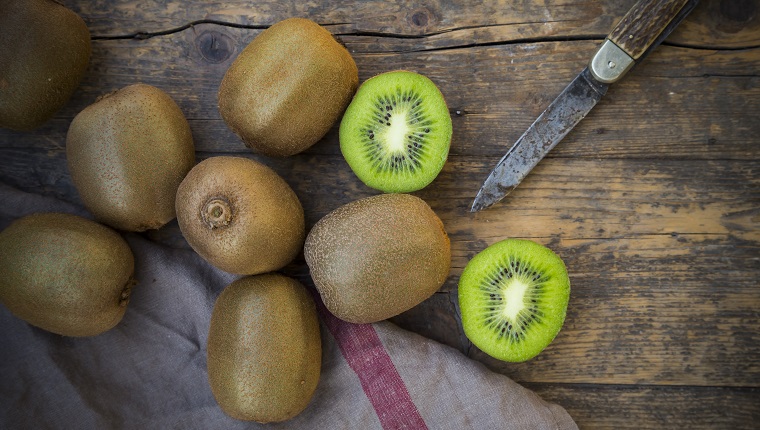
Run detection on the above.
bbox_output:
[66,84,195,232]
[0,0,91,131]
[175,156,305,275]
[218,17,359,157]
[304,193,451,323]
[0,213,135,337]
[207,274,321,422]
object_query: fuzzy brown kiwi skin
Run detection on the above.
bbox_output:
[207,274,321,422]
[304,193,451,323]
[0,213,136,337]
[175,156,305,275]
[0,0,91,131]
[66,83,196,232]
[218,18,359,157]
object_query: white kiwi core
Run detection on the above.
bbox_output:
[501,278,529,320]
[382,109,411,152]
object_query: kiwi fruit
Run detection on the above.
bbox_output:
[66,83,195,232]
[218,17,359,157]
[458,239,570,362]
[0,0,91,131]
[0,213,135,337]
[339,70,452,193]
[175,156,305,275]
[304,193,451,323]
[207,274,321,422]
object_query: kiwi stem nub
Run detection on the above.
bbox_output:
[119,278,137,307]
[202,197,233,229]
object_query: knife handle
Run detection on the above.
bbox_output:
[608,0,692,60]
[590,0,698,84]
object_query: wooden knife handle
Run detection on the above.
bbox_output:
[608,0,692,60]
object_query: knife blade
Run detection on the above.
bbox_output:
[471,0,700,212]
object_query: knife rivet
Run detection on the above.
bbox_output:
[608,61,617,69]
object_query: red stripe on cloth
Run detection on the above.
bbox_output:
[312,290,428,430]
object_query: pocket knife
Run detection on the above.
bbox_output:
[471,0,700,212]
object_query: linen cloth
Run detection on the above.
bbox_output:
[0,184,577,429]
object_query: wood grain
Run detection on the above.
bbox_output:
[1,0,759,427]
[64,0,760,49]
[530,383,760,429]
[2,39,757,161]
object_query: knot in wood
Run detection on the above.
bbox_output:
[196,30,234,64]
[411,11,429,27]
[407,7,436,31]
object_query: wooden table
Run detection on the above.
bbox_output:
[2,0,758,427]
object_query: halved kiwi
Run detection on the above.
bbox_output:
[458,239,570,362]
[339,70,452,193]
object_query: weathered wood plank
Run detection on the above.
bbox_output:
[400,229,760,386]
[464,237,759,386]
[2,151,755,240]
[529,383,760,429]
[64,0,760,50]
[1,36,757,161]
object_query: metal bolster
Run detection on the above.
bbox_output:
[589,39,635,84]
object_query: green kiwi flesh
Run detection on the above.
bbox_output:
[66,84,196,232]
[0,213,135,337]
[458,239,570,362]
[304,193,451,323]
[339,71,452,193]
[0,0,91,131]
[175,156,305,275]
[218,18,358,157]
[207,274,321,423]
